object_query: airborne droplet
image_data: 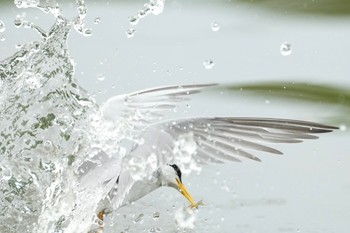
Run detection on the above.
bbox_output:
[83,28,93,37]
[96,74,105,81]
[280,42,292,56]
[339,124,347,131]
[203,59,215,69]
[14,15,24,28]
[129,16,139,25]
[133,213,144,223]
[94,17,101,24]
[126,28,136,38]
[147,0,165,15]
[152,212,160,220]
[0,20,6,33]
[211,21,220,32]
[43,140,54,152]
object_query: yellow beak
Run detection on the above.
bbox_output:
[176,178,198,208]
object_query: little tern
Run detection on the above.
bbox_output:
[79,83,337,232]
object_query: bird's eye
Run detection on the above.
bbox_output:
[168,164,182,182]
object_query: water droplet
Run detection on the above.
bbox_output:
[14,15,23,28]
[77,2,87,17]
[133,213,144,223]
[149,227,162,232]
[83,28,93,37]
[203,59,215,69]
[1,165,12,181]
[280,42,292,56]
[0,35,5,42]
[138,9,148,18]
[14,0,23,8]
[0,20,6,33]
[221,185,230,192]
[152,212,160,220]
[129,16,139,25]
[339,124,347,131]
[22,21,32,29]
[96,74,105,81]
[94,17,101,24]
[126,28,136,38]
[43,140,54,152]
[146,0,165,15]
[211,21,220,32]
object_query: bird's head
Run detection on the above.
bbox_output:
[160,164,198,208]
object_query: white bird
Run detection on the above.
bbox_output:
[78,83,337,232]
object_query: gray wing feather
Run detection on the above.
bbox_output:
[150,117,337,164]
[101,84,216,131]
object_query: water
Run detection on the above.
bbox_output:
[210,21,220,32]
[0,20,5,33]
[126,28,136,38]
[128,0,165,26]
[1,1,349,233]
[0,1,122,232]
[203,59,215,70]
[280,42,292,56]
[0,1,190,232]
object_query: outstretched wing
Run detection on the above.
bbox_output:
[101,84,216,132]
[132,117,337,165]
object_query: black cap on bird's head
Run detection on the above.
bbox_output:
[168,164,182,182]
[165,163,198,208]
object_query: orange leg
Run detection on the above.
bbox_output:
[98,211,104,221]
[96,210,105,232]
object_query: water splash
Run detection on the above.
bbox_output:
[0,18,92,233]
[0,1,117,233]
[0,0,179,232]
[129,0,165,26]
[173,132,201,175]
[174,206,197,229]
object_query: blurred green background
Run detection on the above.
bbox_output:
[217,82,350,126]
